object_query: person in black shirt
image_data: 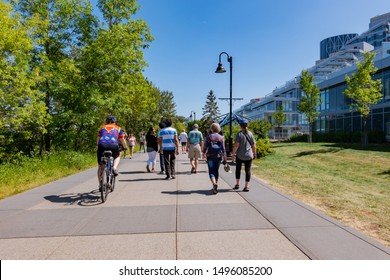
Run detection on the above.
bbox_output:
[145,127,158,172]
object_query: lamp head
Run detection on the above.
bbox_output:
[215,63,226,73]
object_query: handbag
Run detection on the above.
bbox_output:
[242,131,256,159]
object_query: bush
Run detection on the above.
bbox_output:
[256,138,273,158]
[288,134,308,142]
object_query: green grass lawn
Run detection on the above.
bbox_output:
[252,142,390,247]
[0,151,96,199]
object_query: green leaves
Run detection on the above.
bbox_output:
[344,52,382,121]
[343,51,382,145]
[0,1,50,159]
[298,70,322,143]
[0,0,163,161]
[202,90,220,125]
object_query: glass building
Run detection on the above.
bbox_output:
[235,12,390,141]
[320,34,358,60]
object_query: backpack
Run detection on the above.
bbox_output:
[209,137,223,157]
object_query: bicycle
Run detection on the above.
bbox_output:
[99,150,116,202]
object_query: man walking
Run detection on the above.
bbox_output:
[187,124,203,174]
[158,118,179,180]
[157,121,166,174]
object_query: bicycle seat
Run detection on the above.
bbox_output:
[103,150,113,157]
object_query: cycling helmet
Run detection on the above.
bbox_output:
[106,116,117,124]
[239,118,248,124]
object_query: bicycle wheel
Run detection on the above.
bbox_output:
[111,172,116,192]
[101,169,109,202]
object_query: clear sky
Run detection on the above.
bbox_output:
[98,0,390,119]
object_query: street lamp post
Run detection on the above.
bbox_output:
[190,111,196,122]
[215,52,233,157]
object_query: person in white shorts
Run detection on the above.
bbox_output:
[187,124,203,174]
[179,129,188,154]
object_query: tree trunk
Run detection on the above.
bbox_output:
[362,118,368,146]
[308,123,313,144]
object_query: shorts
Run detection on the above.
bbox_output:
[188,144,201,159]
[97,144,120,165]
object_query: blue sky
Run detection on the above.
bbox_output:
[96,0,390,119]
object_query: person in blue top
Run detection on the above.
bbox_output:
[187,123,203,174]
[158,118,179,180]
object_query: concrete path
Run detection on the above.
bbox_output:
[0,152,389,260]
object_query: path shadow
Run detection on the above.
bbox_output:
[378,169,390,176]
[162,189,231,196]
[119,178,163,182]
[44,190,102,206]
[174,170,207,175]
[323,143,390,152]
[120,171,147,175]
[292,148,342,157]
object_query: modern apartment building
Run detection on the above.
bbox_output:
[235,12,390,140]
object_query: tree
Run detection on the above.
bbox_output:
[0,1,50,160]
[250,119,272,140]
[159,90,177,120]
[10,0,154,152]
[201,90,220,127]
[273,105,287,142]
[11,0,99,152]
[297,70,322,143]
[77,0,153,146]
[343,51,383,145]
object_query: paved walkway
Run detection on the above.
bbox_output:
[0,152,389,260]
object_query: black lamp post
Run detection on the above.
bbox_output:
[190,111,196,122]
[215,52,233,157]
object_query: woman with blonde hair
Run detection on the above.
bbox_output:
[202,123,227,194]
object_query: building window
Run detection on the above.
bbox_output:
[384,77,390,99]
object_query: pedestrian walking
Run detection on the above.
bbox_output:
[202,123,227,194]
[121,132,128,158]
[146,127,158,172]
[187,124,203,174]
[157,121,166,174]
[232,118,257,192]
[127,133,136,158]
[158,118,179,180]
[139,132,146,153]
[179,129,188,154]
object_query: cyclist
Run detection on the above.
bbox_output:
[97,116,127,185]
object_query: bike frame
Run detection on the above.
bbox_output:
[100,151,115,202]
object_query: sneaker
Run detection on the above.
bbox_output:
[146,165,150,173]
[165,176,171,180]
[159,171,165,175]
[171,175,176,179]
[212,184,218,194]
[113,168,119,176]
